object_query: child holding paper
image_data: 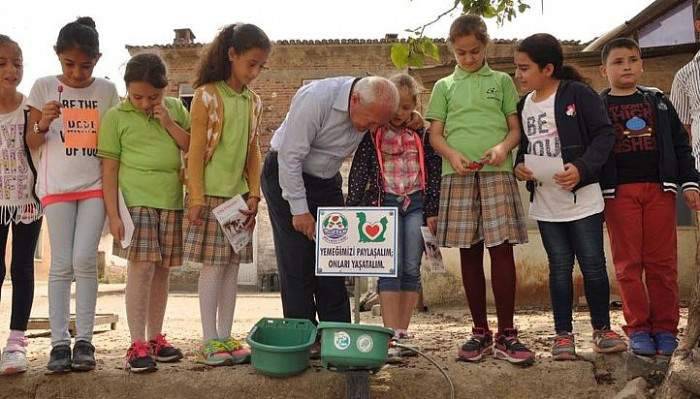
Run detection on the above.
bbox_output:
[99,53,190,372]
[184,23,270,366]
[513,33,626,360]
[347,73,441,362]
[426,15,533,365]
[25,17,119,373]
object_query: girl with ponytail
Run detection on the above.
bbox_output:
[184,23,270,366]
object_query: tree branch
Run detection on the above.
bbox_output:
[409,3,460,36]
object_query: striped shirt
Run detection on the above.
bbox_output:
[670,50,700,169]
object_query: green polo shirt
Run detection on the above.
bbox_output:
[203,81,250,198]
[98,97,191,210]
[426,64,519,175]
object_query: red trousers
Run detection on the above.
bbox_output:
[604,183,679,336]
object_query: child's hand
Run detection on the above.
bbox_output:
[514,163,534,181]
[406,111,425,130]
[152,104,174,128]
[239,197,260,231]
[554,163,580,191]
[447,150,477,175]
[109,216,124,242]
[426,216,438,235]
[39,101,61,132]
[482,144,507,166]
[683,190,700,211]
[188,205,204,225]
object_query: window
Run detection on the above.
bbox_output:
[179,84,194,111]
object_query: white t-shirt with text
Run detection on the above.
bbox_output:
[522,91,604,222]
[27,76,119,205]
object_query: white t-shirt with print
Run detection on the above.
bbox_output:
[522,91,604,222]
[0,95,41,224]
[27,76,119,204]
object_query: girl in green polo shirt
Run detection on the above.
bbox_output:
[184,23,270,367]
[426,15,533,366]
[98,53,191,373]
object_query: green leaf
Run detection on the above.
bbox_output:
[406,52,425,68]
[482,4,498,18]
[420,38,441,62]
[391,43,410,69]
[518,3,530,12]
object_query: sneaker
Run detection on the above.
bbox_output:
[494,328,535,366]
[592,329,627,353]
[149,333,183,363]
[387,341,403,364]
[47,345,72,373]
[654,332,678,356]
[0,349,28,375]
[552,332,577,361]
[126,341,157,373]
[71,341,96,371]
[197,339,233,366]
[396,339,418,358]
[220,337,251,364]
[457,327,493,362]
[629,331,656,357]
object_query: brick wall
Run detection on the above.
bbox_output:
[125,38,694,297]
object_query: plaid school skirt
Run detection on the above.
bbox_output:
[113,207,183,268]
[183,195,253,267]
[436,172,528,248]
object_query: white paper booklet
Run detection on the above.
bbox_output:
[212,195,252,253]
[524,154,564,187]
[420,226,446,273]
[118,189,135,249]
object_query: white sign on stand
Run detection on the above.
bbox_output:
[315,207,397,277]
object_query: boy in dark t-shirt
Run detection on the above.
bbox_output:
[600,37,700,357]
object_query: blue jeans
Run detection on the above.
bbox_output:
[537,213,611,333]
[377,192,424,293]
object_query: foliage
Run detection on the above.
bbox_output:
[391,0,531,68]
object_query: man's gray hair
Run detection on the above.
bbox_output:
[354,76,400,111]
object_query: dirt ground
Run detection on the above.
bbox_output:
[0,283,690,399]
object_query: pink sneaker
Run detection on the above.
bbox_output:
[221,337,251,364]
[457,327,493,362]
[493,329,535,366]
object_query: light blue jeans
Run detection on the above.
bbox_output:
[377,193,424,292]
[45,198,105,347]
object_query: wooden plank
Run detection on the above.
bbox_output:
[27,313,119,334]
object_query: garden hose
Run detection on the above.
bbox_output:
[392,342,455,399]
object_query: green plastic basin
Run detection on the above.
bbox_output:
[317,322,393,371]
[246,318,317,377]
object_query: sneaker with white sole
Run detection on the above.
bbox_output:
[592,329,627,354]
[552,332,577,361]
[494,328,535,366]
[457,327,493,362]
[220,337,251,364]
[0,349,28,375]
[149,333,183,363]
[197,339,233,366]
